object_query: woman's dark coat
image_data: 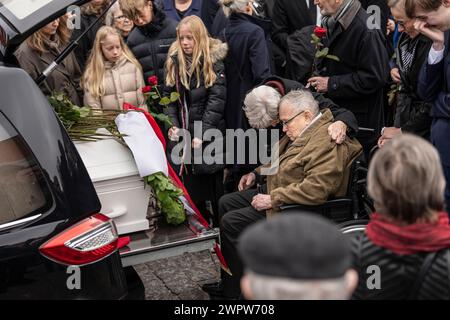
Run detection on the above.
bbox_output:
[352,233,450,299]
[127,7,177,88]
[221,12,272,131]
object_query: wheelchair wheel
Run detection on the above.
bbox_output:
[338,219,369,235]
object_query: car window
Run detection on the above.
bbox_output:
[0,112,51,226]
[0,0,52,20]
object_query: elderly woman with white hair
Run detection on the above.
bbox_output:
[352,134,450,299]
[105,1,134,40]
[203,89,363,299]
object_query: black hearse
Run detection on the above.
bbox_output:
[0,0,219,299]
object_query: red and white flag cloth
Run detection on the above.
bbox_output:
[119,103,231,274]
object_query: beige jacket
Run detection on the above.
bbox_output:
[256,109,363,217]
[84,56,147,111]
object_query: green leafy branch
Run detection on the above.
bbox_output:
[144,172,186,225]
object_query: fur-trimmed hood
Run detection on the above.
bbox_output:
[209,38,228,63]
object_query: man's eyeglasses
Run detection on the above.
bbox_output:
[280,110,305,127]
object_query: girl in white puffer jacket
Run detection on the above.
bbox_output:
[82,26,147,112]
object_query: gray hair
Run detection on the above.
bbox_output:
[368,134,446,224]
[220,0,250,17]
[279,89,319,116]
[245,271,351,300]
[244,85,281,129]
[105,1,121,27]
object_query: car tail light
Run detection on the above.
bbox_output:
[39,214,130,266]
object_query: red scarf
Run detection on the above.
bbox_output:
[366,212,450,255]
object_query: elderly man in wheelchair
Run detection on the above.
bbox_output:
[202,89,363,299]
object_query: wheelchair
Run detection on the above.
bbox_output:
[280,155,374,234]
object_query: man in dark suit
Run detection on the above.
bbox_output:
[271,0,319,76]
[405,0,450,206]
[307,0,389,159]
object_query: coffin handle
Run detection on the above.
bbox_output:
[102,206,127,219]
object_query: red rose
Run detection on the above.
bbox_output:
[148,76,158,86]
[142,86,152,93]
[313,26,327,38]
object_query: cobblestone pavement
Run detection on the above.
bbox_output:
[133,250,220,300]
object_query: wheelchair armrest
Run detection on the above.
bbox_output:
[280,198,354,222]
[280,198,352,212]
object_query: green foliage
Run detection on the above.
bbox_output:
[48,91,123,141]
[325,55,340,62]
[170,92,180,102]
[142,82,180,128]
[144,172,186,225]
[315,47,329,58]
[158,96,171,106]
[311,33,321,44]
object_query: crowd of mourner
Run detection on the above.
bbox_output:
[15,0,450,299]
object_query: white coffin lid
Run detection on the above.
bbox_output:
[75,134,139,183]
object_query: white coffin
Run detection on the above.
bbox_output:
[74,136,150,235]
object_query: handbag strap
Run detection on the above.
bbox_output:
[408,251,438,299]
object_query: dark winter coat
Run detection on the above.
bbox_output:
[271,0,315,53]
[418,31,450,166]
[393,33,432,139]
[71,13,104,71]
[221,12,272,131]
[351,233,450,299]
[127,7,177,89]
[164,39,228,175]
[15,41,83,106]
[262,76,359,134]
[285,25,316,85]
[163,0,219,32]
[319,7,389,149]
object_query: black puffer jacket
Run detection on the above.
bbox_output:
[164,39,228,175]
[351,233,450,299]
[127,7,177,87]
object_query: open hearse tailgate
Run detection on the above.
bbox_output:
[74,136,219,267]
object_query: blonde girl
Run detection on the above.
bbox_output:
[82,26,147,111]
[164,15,228,225]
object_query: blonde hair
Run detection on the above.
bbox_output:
[165,16,217,89]
[368,134,446,224]
[82,26,142,99]
[26,17,71,55]
[119,0,152,21]
[82,0,112,16]
[220,0,250,17]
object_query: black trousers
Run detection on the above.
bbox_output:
[218,189,266,297]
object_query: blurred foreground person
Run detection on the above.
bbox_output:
[352,134,450,299]
[238,213,358,300]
